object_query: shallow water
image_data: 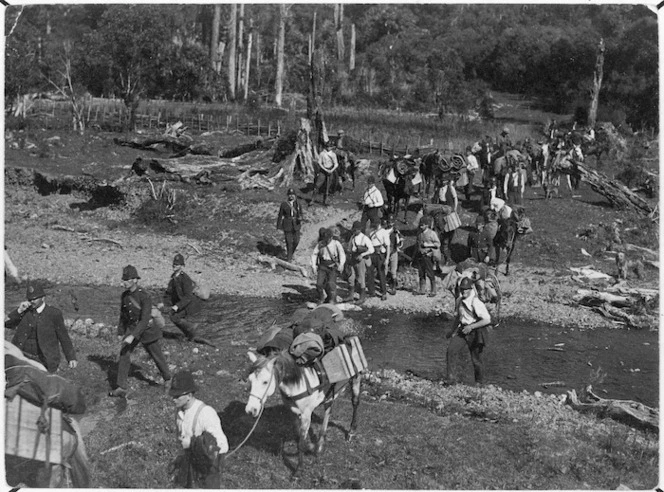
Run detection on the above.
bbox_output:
[6,286,658,407]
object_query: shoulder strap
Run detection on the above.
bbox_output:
[191,402,205,436]
[127,294,144,311]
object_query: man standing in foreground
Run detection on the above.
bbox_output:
[171,370,229,488]
[446,277,492,385]
[5,283,78,373]
[110,265,171,398]
[276,187,303,263]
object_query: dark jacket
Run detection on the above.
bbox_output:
[6,305,77,373]
[119,287,162,344]
[276,199,302,233]
[165,271,202,316]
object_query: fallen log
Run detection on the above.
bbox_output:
[219,139,272,158]
[573,289,633,308]
[565,385,658,432]
[257,254,308,277]
[570,162,654,215]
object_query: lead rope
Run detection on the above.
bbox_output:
[223,371,274,460]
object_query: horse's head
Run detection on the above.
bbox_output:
[245,351,278,418]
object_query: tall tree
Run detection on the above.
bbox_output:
[588,38,605,127]
[227,4,237,100]
[243,17,253,101]
[210,4,221,72]
[274,4,286,107]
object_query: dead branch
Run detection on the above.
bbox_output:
[87,238,123,248]
[51,225,76,232]
[187,243,202,255]
[566,385,658,432]
[257,254,308,277]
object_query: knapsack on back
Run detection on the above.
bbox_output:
[289,332,324,366]
[192,276,211,301]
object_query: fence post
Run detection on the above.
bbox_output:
[277,120,281,136]
[369,131,373,155]
[268,121,272,137]
[405,144,409,156]
[418,136,421,149]
[236,116,239,134]
[258,119,261,137]
[379,140,383,156]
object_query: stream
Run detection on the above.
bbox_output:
[5,286,659,408]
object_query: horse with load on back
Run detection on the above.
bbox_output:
[244,304,367,474]
[5,341,91,488]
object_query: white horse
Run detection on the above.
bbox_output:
[245,350,362,474]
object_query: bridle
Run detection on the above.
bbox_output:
[224,369,274,460]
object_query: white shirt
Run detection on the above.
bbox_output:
[176,398,229,453]
[311,239,346,271]
[348,233,374,259]
[363,185,384,208]
[457,291,491,326]
[466,154,479,171]
[370,228,391,255]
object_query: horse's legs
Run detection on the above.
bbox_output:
[348,375,362,441]
[294,412,314,474]
[316,404,333,455]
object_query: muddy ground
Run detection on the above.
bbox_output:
[3,126,660,489]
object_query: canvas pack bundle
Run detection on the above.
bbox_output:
[320,336,368,383]
[192,277,211,301]
[5,396,64,465]
[443,211,461,232]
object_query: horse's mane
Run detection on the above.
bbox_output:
[250,350,306,387]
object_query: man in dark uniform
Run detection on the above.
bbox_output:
[276,188,303,263]
[160,253,202,341]
[5,283,78,373]
[110,265,172,398]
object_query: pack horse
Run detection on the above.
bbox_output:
[245,344,364,474]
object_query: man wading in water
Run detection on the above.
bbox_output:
[446,277,492,385]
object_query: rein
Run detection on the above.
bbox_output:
[223,371,273,460]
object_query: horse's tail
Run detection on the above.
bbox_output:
[67,418,92,488]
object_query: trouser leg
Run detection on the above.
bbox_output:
[116,343,135,389]
[144,340,172,382]
[326,268,338,304]
[468,342,485,384]
[171,311,196,340]
[366,259,376,296]
[446,336,467,384]
[316,267,327,303]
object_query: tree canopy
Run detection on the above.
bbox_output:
[4,3,658,130]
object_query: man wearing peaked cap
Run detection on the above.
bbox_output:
[111,265,171,398]
[276,187,303,263]
[158,253,202,341]
[171,370,229,488]
[6,283,78,373]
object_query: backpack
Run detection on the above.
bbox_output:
[289,332,325,366]
[192,276,211,301]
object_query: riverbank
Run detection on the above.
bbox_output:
[4,128,659,488]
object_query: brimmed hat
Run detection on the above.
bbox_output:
[173,253,185,266]
[122,265,140,281]
[169,371,197,397]
[459,277,474,291]
[26,283,45,301]
[287,188,296,195]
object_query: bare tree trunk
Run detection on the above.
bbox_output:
[588,38,605,128]
[335,4,346,100]
[349,24,356,71]
[227,5,237,100]
[274,4,286,107]
[243,18,253,102]
[211,5,221,71]
[255,31,261,89]
[236,4,245,98]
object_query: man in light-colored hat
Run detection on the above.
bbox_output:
[158,253,202,341]
[111,265,171,398]
[171,370,229,488]
[276,187,303,262]
[360,175,385,232]
[5,283,78,373]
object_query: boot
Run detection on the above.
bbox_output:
[387,276,397,295]
[414,279,426,296]
[343,286,356,303]
[428,279,437,298]
[175,320,197,341]
[356,288,366,305]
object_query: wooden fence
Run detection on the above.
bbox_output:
[21,98,447,158]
